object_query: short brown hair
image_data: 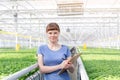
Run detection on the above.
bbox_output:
[46,23,60,32]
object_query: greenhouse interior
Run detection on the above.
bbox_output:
[0,0,120,80]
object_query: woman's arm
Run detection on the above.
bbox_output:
[38,54,64,74]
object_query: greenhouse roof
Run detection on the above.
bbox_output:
[0,0,120,46]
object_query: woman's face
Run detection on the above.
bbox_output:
[47,30,60,43]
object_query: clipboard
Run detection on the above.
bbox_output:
[58,53,82,75]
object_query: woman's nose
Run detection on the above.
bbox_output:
[51,33,55,36]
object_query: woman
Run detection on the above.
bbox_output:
[37,22,74,80]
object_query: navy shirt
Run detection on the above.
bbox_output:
[37,45,71,80]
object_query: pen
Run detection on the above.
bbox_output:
[62,58,67,60]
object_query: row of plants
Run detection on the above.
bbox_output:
[0,48,37,80]
[1,47,120,80]
[78,47,120,80]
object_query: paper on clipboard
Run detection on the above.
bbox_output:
[58,53,82,75]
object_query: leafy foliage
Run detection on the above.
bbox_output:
[77,47,120,80]
[0,48,37,79]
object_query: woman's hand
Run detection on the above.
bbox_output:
[60,58,73,69]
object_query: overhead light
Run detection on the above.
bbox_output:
[66,28,70,32]
[13,13,18,17]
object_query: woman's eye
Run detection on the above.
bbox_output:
[49,32,52,34]
[54,32,57,34]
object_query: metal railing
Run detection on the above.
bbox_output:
[4,63,39,80]
[77,57,89,80]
